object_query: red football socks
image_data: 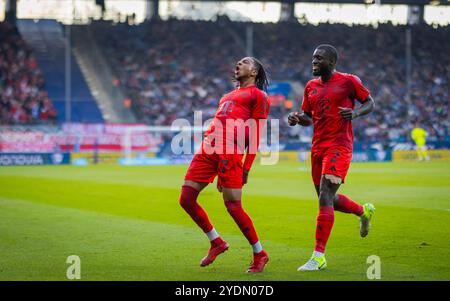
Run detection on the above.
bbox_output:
[334,194,364,216]
[179,185,213,233]
[225,200,259,245]
[315,206,335,253]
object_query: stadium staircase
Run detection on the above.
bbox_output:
[16,19,104,123]
[71,25,136,123]
[286,80,304,106]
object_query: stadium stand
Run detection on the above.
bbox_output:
[90,19,241,126]
[16,19,104,123]
[0,21,57,125]
[2,18,448,146]
[89,19,449,145]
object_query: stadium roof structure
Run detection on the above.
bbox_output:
[177,0,449,5]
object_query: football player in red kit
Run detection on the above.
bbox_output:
[179,57,270,273]
[288,44,376,271]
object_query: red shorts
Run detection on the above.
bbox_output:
[184,153,244,189]
[311,146,352,186]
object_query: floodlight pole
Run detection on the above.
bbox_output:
[65,25,72,123]
[5,0,17,24]
[246,23,253,57]
[146,0,160,20]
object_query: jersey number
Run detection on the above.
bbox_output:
[218,100,234,117]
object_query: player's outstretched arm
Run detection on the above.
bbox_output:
[288,111,313,126]
[339,95,375,120]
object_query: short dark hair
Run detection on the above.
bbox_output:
[316,44,338,64]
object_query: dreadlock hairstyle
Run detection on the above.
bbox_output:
[250,57,269,92]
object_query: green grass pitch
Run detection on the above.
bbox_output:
[0,161,449,281]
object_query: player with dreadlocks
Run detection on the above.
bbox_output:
[179,57,270,273]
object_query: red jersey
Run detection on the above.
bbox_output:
[301,71,370,152]
[202,85,270,171]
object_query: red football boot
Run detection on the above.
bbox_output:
[200,238,229,267]
[247,250,269,273]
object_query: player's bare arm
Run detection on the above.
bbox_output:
[243,170,249,185]
[339,95,375,120]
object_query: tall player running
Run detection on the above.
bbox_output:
[179,57,270,273]
[288,44,376,271]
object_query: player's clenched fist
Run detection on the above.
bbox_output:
[288,111,313,126]
[288,112,301,126]
[338,107,357,120]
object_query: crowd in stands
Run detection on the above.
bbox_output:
[91,19,449,144]
[0,22,57,125]
[91,19,240,127]
[1,18,448,146]
[251,22,449,144]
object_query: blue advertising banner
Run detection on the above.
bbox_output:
[0,153,71,166]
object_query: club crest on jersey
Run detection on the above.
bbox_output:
[308,88,318,97]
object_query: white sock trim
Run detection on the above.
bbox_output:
[313,251,324,258]
[252,241,263,253]
[206,228,219,241]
